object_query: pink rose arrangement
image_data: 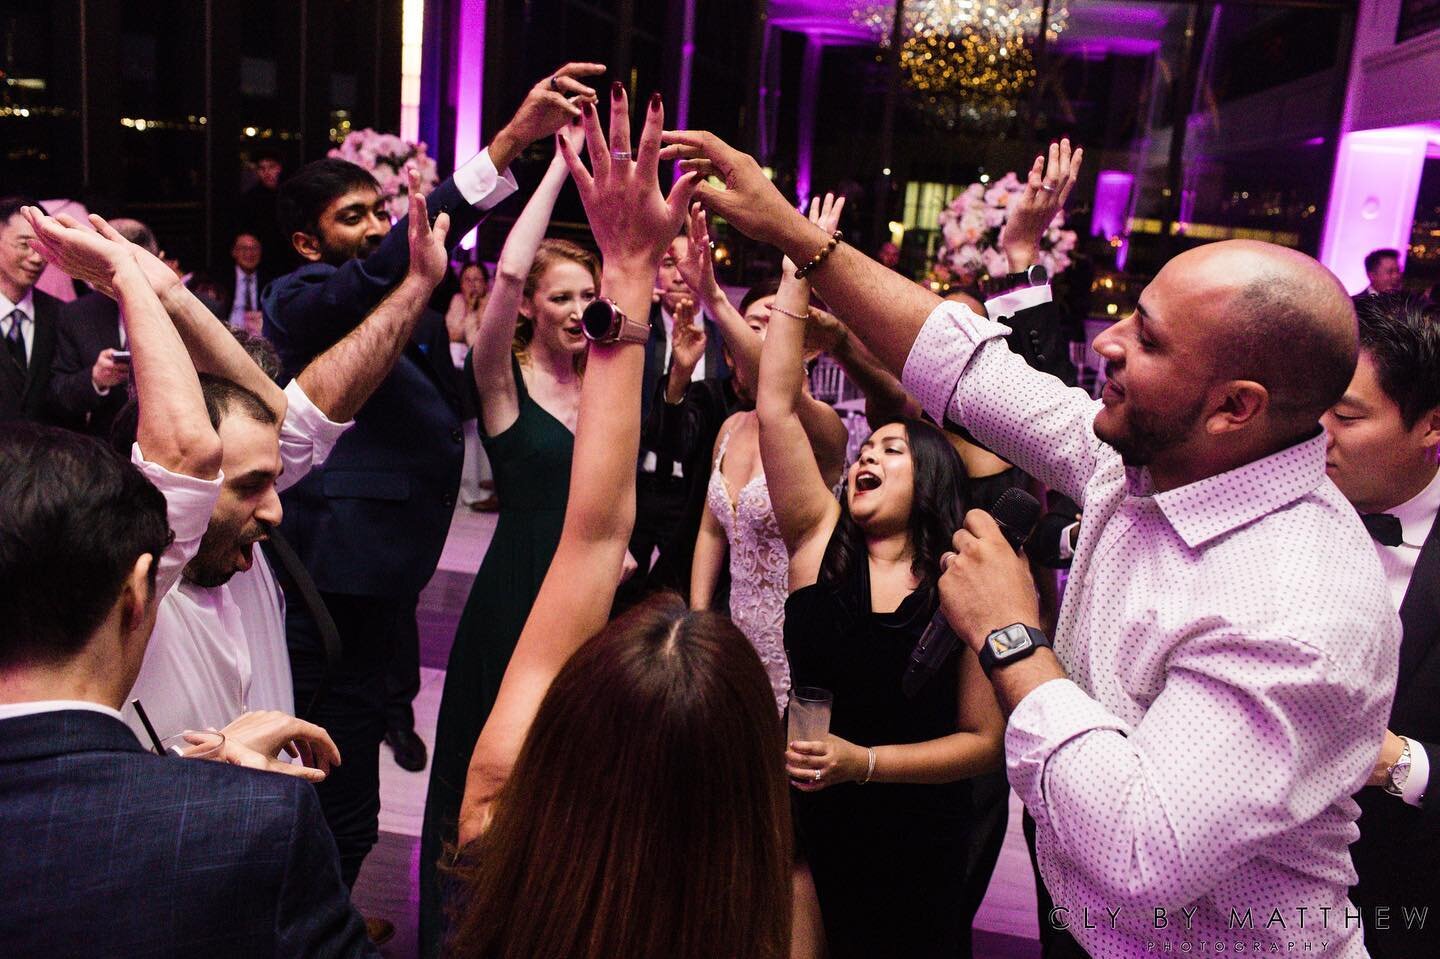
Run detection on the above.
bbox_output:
[328,129,440,221]
[936,172,1077,284]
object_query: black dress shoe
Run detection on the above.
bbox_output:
[384,727,428,772]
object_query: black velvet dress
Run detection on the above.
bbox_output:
[784,561,973,958]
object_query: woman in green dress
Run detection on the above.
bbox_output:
[419,124,595,957]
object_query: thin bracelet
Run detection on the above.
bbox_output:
[769,304,808,321]
[794,230,842,279]
[860,746,877,784]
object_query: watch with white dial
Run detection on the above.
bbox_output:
[1384,738,1412,798]
[977,623,1051,678]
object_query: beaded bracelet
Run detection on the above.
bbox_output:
[768,304,809,321]
[794,230,843,279]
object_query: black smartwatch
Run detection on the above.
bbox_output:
[977,623,1051,677]
[996,263,1048,296]
[580,297,651,345]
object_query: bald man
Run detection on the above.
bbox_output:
[664,132,1398,958]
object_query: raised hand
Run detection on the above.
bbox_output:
[781,191,846,276]
[492,62,605,171]
[671,301,707,372]
[557,84,697,277]
[23,207,139,296]
[675,203,719,300]
[998,137,1083,272]
[660,130,799,248]
[405,166,452,289]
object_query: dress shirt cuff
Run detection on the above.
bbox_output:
[1056,522,1079,561]
[1005,678,1132,832]
[1401,737,1430,807]
[453,148,519,210]
[900,300,1013,426]
[131,443,225,535]
[276,379,353,494]
[93,381,112,397]
[984,282,1053,320]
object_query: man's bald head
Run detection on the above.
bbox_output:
[108,218,160,257]
[1169,240,1357,428]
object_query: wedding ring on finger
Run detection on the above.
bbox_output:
[549,75,560,92]
[610,150,632,161]
[1040,183,1058,193]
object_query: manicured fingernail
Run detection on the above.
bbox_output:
[611,80,624,98]
[650,92,662,110]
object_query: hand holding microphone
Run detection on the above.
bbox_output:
[903,489,1041,697]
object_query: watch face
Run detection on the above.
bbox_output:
[988,624,1034,659]
[580,299,615,341]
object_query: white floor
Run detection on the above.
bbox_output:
[377,504,1041,939]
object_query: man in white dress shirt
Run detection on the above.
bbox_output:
[225,231,267,333]
[27,185,452,764]
[1324,292,1440,957]
[663,132,1399,958]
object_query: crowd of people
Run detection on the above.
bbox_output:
[1,57,1437,959]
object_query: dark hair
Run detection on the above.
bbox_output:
[275,158,379,239]
[448,592,792,959]
[1364,249,1400,274]
[229,328,282,381]
[108,218,159,256]
[460,260,491,285]
[199,373,279,430]
[1230,272,1358,421]
[740,278,781,314]
[0,195,45,226]
[819,417,969,596]
[1355,293,1440,428]
[253,147,283,165]
[0,424,172,669]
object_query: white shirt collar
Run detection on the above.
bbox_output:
[1390,465,1440,548]
[0,286,35,324]
[0,699,124,723]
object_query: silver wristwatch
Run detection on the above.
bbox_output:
[1383,738,1412,798]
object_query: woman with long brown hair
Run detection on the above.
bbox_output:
[446,85,792,959]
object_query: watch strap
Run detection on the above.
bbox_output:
[977,624,1050,678]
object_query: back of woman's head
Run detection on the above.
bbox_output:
[448,592,792,959]
[821,417,969,593]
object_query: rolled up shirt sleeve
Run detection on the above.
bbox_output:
[1007,629,1371,909]
[900,297,1105,507]
[276,378,354,494]
[451,149,519,210]
[131,444,224,599]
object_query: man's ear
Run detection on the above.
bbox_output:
[118,553,155,642]
[1204,379,1269,436]
[291,231,323,263]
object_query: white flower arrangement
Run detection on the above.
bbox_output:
[935,171,1077,285]
[328,129,440,220]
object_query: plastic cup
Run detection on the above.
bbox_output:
[786,687,834,744]
[161,730,226,761]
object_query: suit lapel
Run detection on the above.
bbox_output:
[1397,509,1440,697]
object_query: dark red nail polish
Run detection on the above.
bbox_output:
[650,92,662,110]
[611,80,624,98]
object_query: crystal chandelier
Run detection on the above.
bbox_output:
[852,0,1070,128]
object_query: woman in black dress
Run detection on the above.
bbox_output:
[757,194,1006,958]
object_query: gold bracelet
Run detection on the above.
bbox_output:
[768,304,808,321]
[794,230,843,280]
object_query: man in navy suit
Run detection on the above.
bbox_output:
[262,63,604,890]
[1324,293,1440,958]
[0,196,61,423]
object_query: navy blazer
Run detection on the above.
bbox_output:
[0,287,60,423]
[47,291,131,437]
[639,301,730,439]
[0,709,375,958]
[262,176,495,598]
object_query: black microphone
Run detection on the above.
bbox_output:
[901,488,1042,699]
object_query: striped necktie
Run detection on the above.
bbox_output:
[4,309,26,371]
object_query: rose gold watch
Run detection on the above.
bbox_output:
[580,297,651,345]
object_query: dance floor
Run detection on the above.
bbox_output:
[351,506,1044,958]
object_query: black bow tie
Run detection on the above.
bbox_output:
[1361,513,1404,548]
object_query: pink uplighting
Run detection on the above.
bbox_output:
[1320,124,1440,294]
[453,0,486,248]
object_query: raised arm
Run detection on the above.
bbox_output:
[673,203,762,383]
[756,194,845,590]
[458,86,698,842]
[295,170,451,422]
[87,214,288,419]
[263,65,602,368]
[25,209,219,479]
[470,126,581,437]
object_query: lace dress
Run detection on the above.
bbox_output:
[705,428,792,712]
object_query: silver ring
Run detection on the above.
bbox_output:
[1040,184,1057,193]
[549,75,560,92]
[813,769,823,783]
[610,150,632,161]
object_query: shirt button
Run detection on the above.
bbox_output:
[450,428,463,443]
[442,493,456,508]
